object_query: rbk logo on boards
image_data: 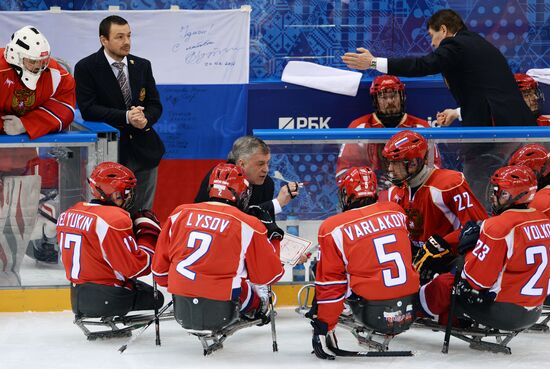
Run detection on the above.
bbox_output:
[278,117,331,129]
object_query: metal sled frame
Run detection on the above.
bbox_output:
[184,317,265,356]
[74,312,174,340]
[415,318,520,354]
[337,314,405,353]
[295,283,315,316]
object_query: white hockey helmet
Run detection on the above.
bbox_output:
[4,26,50,90]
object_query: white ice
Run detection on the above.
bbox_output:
[1,308,548,369]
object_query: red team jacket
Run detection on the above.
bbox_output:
[0,49,75,139]
[152,202,284,301]
[384,169,488,249]
[58,202,155,288]
[530,186,550,218]
[336,113,429,176]
[462,208,550,307]
[316,201,420,330]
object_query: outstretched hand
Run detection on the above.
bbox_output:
[342,48,374,70]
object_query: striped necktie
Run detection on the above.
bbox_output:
[112,62,132,108]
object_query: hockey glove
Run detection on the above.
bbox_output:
[132,209,162,249]
[457,279,495,305]
[310,318,335,360]
[458,221,481,255]
[413,235,451,272]
[247,205,285,241]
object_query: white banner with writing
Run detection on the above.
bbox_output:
[0,9,250,84]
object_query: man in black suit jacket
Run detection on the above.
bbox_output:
[342,9,535,127]
[75,15,164,212]
[194,136,298,220]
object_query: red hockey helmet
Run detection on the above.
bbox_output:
[370,75,405,95]
[489,165,538,215]
[208,163,251,210]
[382,130,428,162]
[514,73,538,91]
[88,162,136,209]
[337,166,378,211]
[508,144,550,180]
[514,73,544,114]
[370,75,406,119]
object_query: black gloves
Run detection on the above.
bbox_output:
[247,205,285,240]
[457,279,495,305]
[413,235,451,271]
[413,235,456,284]
[458,221,481,255]
[310,319,335,360]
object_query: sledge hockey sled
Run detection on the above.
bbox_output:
[297,283,413,356]
[173,295,273,356]
[414,318,521,354]
[74,311,174,340]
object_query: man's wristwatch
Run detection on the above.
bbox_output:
[370,58,377,69]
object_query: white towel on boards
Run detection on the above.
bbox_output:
[526,68,550,85]
[281,61,362,96]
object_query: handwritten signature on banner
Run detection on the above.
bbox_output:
[171,24,243,66]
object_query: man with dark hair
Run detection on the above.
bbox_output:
[336,75,430,178]
[75,15,164,212]
[342,8,535,127]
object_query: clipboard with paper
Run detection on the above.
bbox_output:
[279,233,313,266]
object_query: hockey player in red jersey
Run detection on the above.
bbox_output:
[514,73,550,126]
[1,26,76,285]
[419,165,550,330]
[311,166,419,359]
[57,162,163,319]
[1,26,75,140]
[508,143,550,218]
[381,130,487,282]
[336,75,430,177]
[152,163,284,325]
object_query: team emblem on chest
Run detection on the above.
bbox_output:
[12,88,36,116]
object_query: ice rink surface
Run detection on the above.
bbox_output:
[1,308,549,369]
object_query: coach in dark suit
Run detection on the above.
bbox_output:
[194,136,298,219]
[75,15,164,212]
[342,9,535,127]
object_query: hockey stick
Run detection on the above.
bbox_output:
[153,281,161,346]
[118,300,173,353]
[442,256,465,354]
[326,331,413,357]
[268,286,278,352]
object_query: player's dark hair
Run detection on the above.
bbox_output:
[99,15,128,39]
[427,9,466,34]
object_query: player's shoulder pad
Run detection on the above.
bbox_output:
[95,206,133,230]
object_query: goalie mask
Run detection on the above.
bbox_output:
[208,163,251,211]
[508,144,549,186]
[370,75,406,127]
[337,166,378,211]
[88,162,136,210]
[5,26,51,90]
[514,73,544,116]
[488,165,537,215]
[382,130,428,185]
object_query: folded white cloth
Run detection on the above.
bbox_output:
[281,61,362,96]
[526,68,550,85]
